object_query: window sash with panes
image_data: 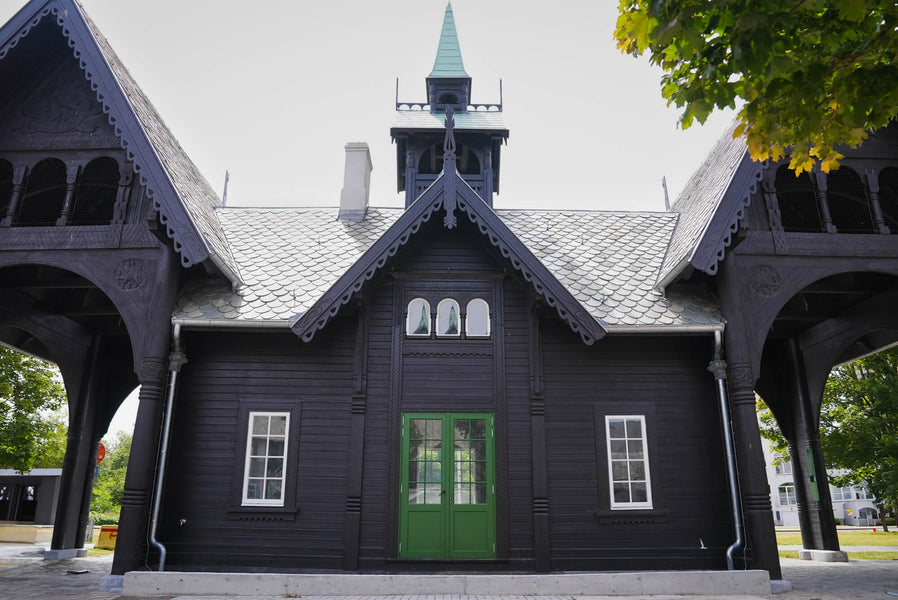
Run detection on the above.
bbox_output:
[242,412,289,506]
[605,415,652,509]
[779,483,796,506]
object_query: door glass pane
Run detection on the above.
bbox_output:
[408,418,442,504]
[453,418,487,505]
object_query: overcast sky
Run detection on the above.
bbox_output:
[1,0,737,434]
[4,0,735,216]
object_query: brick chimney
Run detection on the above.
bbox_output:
[338,142,372,222]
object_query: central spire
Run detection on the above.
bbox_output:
[426,4,472,111]
[429,4,468,79]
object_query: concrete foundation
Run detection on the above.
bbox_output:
[0,524,54,544]
[798,548,849,562]
[43,548,87,559]
[123,570,771,597]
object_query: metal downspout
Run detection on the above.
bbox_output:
[708,329,744,570]
[148,323,187,571]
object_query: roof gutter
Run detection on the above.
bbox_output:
[171,318,291,330]
[603,323,724,334]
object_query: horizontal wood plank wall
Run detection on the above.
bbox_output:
[159,324,355,571]
[542,321,733,571]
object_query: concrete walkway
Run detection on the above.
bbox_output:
[1,542,897,600]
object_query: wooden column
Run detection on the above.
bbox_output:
[528,299,550,572]
[343,302,368,570]
[111,354,168,575]
[725,358,782,579]
[786,338,840,551]
[48,336,102,556]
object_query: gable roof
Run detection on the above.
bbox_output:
[656,121,765,289]
[172,198,722,338]
[0,0,240,283]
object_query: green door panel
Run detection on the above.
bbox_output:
[398,412,495,559]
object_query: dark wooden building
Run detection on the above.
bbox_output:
[3,0,898,580]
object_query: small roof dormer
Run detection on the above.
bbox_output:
[426,4,471,112]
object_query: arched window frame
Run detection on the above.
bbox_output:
[406,298,431,337]
[436,298,461,337]
[465,298,490,337]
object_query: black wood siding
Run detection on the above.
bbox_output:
[157,217,733,573]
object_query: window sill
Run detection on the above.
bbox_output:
[595,509,668,525]
[227,507,298,522]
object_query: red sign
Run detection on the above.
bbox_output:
[97,442,106,465]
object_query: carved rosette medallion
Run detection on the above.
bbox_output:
[114,259,148,291]
[749,265,781,297]
[727,362,754,387]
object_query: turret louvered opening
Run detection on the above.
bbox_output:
[418,142,480,175]
[775,165,823,232]
[0,160,12,218]
[827,167,875,233]
[878,167,898,229]
[70,157,118,225]
[17,158,67,227]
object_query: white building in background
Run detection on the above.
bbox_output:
[763,440,881,527]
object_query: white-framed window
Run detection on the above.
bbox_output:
[775,461,792,475]
[831,485,852,501]
[605,415,652,509]
[855,487,873,500]
[778,483,796,506]
[406,298,431,336]
[242,412,289,506]
[436,298,461,337]
[465,298,490,337]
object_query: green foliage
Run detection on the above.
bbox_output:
[615,1,898,173]
[0,347,67,472]
[822,350,898,512]
[31,409,68,469]
[91,431,131,524]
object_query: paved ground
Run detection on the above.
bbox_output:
[0,543,896,600]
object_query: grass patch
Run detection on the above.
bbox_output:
[776,530,898,546]
[778,550,800,559]
[847,551,898,560]
[86,547,114,557]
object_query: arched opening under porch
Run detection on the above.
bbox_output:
[754,270,898,554]
[0,263,139,556]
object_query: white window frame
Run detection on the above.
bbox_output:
[465,298,491,337]
[778,483,796,506]
[436,298,461,337]
[242,411,290,507]
[406,298,431,337]
[605,415,653,510]
[775,461,792,475]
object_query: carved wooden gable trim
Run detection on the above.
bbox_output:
[0,0,240,282]
[290,171,607,345]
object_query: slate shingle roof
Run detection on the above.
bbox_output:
[174,206,721,330]
[657,121,749,289]
[392,109,506,132]
[75,1,240,281]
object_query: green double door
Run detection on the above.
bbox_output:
[398,412,496,559]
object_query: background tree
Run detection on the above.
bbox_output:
[0,346,68,472]
[758,348,898,530]
[91,431,131,524]
[616,2,898,173]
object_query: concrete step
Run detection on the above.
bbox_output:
[122,570,772,598]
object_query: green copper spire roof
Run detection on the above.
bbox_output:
[429,4,468,78]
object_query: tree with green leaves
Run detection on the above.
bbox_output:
[0,346,68,472]
[758,348,898,530]
[615,1,898,174]
[91,432,131,524]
